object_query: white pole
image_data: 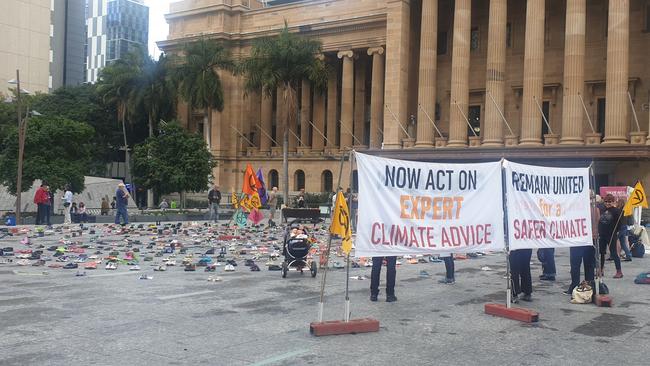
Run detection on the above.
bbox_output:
[417,103,445,139]
[628,92,641,132]
[487,91,516,136]
[385,104,412,139]
[533,96,554,135]
[453,100,478,137]
[577,93,596,133]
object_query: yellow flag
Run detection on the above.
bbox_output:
[330,192,353,255]
[623,181,648,216]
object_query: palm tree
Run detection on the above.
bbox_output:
[97,52,142,197]
[132,54,176,138]
[173,38,233,149]
[240,23,328,206]
[131,54,176,207]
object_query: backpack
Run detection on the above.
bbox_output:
[571,281,593,304]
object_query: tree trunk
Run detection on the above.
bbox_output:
[120,103,136,206]
[283,84,297,209]
[147,114,154,209]
[206,107,212,149]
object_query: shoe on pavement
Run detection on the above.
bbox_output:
[438,278,455,284]
[386,295,397,302]
[520,294,532,302]
[539,275,556,281]
[370,294,378,302]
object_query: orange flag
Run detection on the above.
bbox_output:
[242,164,260,196]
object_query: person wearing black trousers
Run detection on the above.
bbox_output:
[438,253,455,284]
[370,256,397,302]
[510,249,533,303]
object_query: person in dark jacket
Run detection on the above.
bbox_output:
[208,184,221,223]
[565,191,599,295]
[599,194,623,278]
[510,249,533,303]
[114,183,130,225]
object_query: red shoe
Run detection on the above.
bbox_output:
[613,271,623,279]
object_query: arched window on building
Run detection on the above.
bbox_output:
[268,169,279,189]
[321,170,333,193]
[294,170,305,191]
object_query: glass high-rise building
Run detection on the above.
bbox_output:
[86,0,148,83]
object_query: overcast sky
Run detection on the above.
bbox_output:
[143,0,177,59]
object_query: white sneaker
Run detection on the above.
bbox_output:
[224,264,235,272]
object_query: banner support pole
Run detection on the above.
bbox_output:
[501,158,512,308]
[343,150,355,322]
[589,162,601,299]
[317,153,347,322]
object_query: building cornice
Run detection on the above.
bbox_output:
[359,145,650,162]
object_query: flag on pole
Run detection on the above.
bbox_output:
[623,181,648,216]
[256,168,268,205]
[242,164,260,196]
[330,191,353,255]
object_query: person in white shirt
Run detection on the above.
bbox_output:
[62,185,73,225]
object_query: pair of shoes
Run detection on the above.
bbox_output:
[63,262,78,269]
[539,275,556,281]
[623,257,632,262]
[370,294,378,302]
[438,278,455,284]
[386,295,398,302]
[613,272,623,279]
[562,289,572,295]
[520,294,532,302]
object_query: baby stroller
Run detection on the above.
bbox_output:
[282,219,318,278]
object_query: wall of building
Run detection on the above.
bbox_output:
[0,0,52,94]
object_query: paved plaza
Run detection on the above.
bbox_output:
[1,221,650,366]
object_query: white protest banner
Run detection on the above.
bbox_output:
[355,153,505,257]
[504,160,592,250]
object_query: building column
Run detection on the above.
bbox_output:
[520,0,545,146]
[604,0,630,144]
[368,47,385,149]
[483,0,507,146]
[300,79,311,147]
[326,59,339,148]
[415,0,438,148]
[448,0,471,147]
[560,0,586,145]
[312,89,326,150]
[383,0,411,149]
[338,50,355,150]
[354,56,367,146]
[260,91,272,152]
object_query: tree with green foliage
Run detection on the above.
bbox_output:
[132,122,216,207]
[0,116,94,193]
[239,22,329,204]
[173,38,233,148]
[131,54,176,138]
[29,84,121,175]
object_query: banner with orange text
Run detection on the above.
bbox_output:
[504,160,592,250]
[355,153,505,257]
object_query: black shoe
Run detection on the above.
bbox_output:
[386,295,397,302]
[539,275,556,281]
[623,257,632,262]
[370,294,378,302]
[63,262,78,269]
[563,289,572,295]
[520,294,532,302]
[438,278,455,284]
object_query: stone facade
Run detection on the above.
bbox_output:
[159,0,650,194]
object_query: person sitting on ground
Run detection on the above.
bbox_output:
[78,202,88,223]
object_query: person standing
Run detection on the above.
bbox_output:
[510,249,533,303]
[599,194,623,278]
[616,198,634,261]
[43,185,52,227]
[100,197,110,215]
[438,253,455,284]
[370,256,397,302]
[159,198,169,210]
[115,182,130,226]
[61,185,73,225]
[77,202,88,223]
[565,191,599,295]
[34,182,49,225]
[537,248,556,281]
[207,184,221,223]
[267,187,278,226]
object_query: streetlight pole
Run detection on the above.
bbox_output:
[14,70,25,226]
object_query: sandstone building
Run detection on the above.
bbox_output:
[159,0,650,195]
